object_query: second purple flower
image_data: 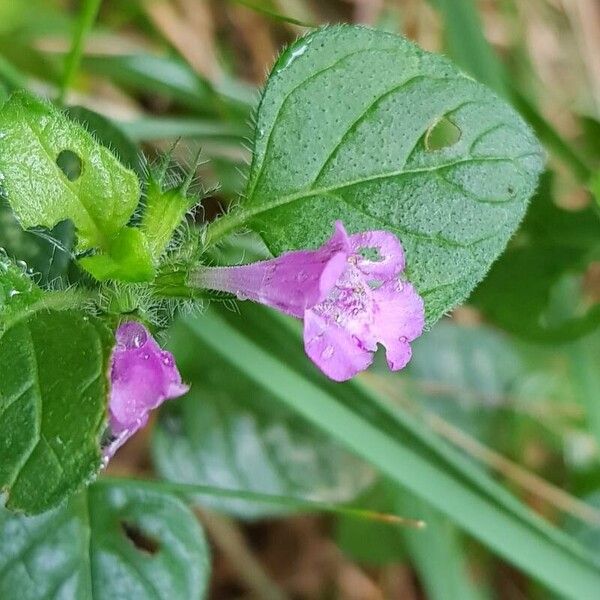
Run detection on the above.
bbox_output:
[192,222,425,381]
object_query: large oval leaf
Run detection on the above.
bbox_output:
[215,25,543,324]
[0,482,210,599]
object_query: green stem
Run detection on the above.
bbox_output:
[203,209,250,247]
[58,0,103,105]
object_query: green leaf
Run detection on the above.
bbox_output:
[207,25,544,325]
[0,201,75,286]
[188,307,600,599]
[140,177,196,262]
[0,91,154,282]
[0,481,210,599]
[404,320,523,437]
[472,174,600,341]
[0,277,112,513]
[79,227,155,282]
[0,91,138,251]
[66,105,144,177]
[152,312,374,518]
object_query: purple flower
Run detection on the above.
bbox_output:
[103,322,188,461]
[193,221,425,381]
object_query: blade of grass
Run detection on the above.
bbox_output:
[82,53,255,115]
[226,0,314,27]
[118,117,250,142]
[58,0,102,104]
[366,373,600,526]
[427,0,506,94]
[98,477,425,528]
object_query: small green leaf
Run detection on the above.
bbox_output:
[0,272,113,513]
[0,91,138,250]
[152,311,374,519]
[0,91,154,282]
[208,25,543,325]
[79,227,154,282]
[141,177,196,261]
[0,481,210,599]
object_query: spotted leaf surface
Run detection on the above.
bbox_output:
[232,25,543,324]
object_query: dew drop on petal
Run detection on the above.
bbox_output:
[161,352,174,367]
[117,322,148,350]
[399,336,407,343]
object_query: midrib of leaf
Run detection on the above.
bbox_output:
[324,191,495,250]
[206,154,534,246]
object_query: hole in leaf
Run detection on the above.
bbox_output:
[56,150,83,181]
[121,521,160,555]
[425,117,461,151]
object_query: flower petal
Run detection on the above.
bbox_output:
[194,222,350,318]
[303,309,373,381]
[105,322,188,459]
[371,280,425,370]
[348,230,405,278]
